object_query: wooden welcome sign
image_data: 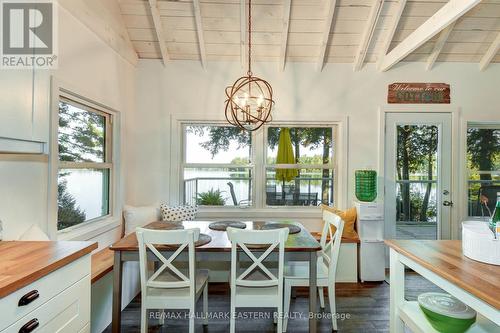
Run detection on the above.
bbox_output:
[388,83,450,104]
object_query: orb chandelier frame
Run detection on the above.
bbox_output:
[224,0,275,132]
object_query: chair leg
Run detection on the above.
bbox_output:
[203,283,209,326]
[277,305,283,333]
[230,298,236,333]
[159,309,165,326]
[318,287,325,309]
[328,285,337,331]
[141,306,147,333]
[189,305,195,333]
[283,283,291,332]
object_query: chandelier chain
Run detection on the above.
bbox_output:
[247,0,252,76]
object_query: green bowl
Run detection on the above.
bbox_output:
[420,305,476,333]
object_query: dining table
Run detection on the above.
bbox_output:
[109,220,322,333]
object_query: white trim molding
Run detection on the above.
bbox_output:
[48,76,123,240]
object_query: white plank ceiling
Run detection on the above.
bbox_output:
[118,0,500,69]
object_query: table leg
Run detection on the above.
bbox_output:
[112,251,123,333]
[309,252,317,333]
[389,248,405,333]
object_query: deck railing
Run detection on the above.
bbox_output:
[183,176,334,206]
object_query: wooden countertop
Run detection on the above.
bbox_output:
[111,221,321,252]
[0,241,97,298]
[385,240,500,310]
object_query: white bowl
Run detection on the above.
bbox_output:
[462,221,500,266]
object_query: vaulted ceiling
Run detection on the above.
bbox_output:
[117,0,500,70]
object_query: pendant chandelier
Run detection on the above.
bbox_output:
[224,0,274,132]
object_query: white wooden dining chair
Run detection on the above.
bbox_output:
[283,210,344,332]
[136,227,208,333]
[226,227,290,333]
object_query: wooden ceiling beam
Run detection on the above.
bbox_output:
[148,0,169,66]
[426,21,456,71]
[379,0,481,72]
[479,31,500,71]
[317,0,337,72]
[279,0,292,71]
[353,0,384,71]
[377,0,407,70]
[193,0,207,69]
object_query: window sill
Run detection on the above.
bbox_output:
[57,216,121,241]
[197,207,322,220]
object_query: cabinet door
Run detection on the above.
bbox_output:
[3,276,90,333]
[0,70,33,141]
[32,69,50,143]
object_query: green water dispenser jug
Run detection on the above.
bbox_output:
[355,170,377,202]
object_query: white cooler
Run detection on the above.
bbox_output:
[355,201,386,282]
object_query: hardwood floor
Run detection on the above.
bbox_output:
[105,273,442,333]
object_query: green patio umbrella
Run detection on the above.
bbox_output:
[276,128,298,202]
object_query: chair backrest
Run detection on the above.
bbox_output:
[319,210,344,280]
[227,227,289,288]
[136,227,200,292]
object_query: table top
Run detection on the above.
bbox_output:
[0,241,97,298]
[385,240,500,310]
[110,221,321,252]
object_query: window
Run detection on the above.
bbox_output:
[183,125,252,207]
[57,96,113,230]
[181,123,337,208]
[265,126,335,206]
[466,124,500,218]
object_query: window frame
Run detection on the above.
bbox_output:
[465,122,500,219]
[178,120,340,212]
[52,89,118,237]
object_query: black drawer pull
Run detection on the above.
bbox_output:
[18,290,39,306]
[19,318,39,333]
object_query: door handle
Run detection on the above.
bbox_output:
[443,200,454,207]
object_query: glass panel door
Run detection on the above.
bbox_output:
[385,113,452,240]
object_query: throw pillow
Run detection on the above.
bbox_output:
[160,204,198,222]
[320,205,359,240]
[123,205,161,235]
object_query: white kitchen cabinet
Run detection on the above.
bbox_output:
[0,242,95,333]
[0,68,49,153]
[0,70,34,141]
[0,255,91,333]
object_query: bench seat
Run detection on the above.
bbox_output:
[91,248,114,284]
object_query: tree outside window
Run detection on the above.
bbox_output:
[467,125,500,217]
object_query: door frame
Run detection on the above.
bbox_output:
[377,106,461,240]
